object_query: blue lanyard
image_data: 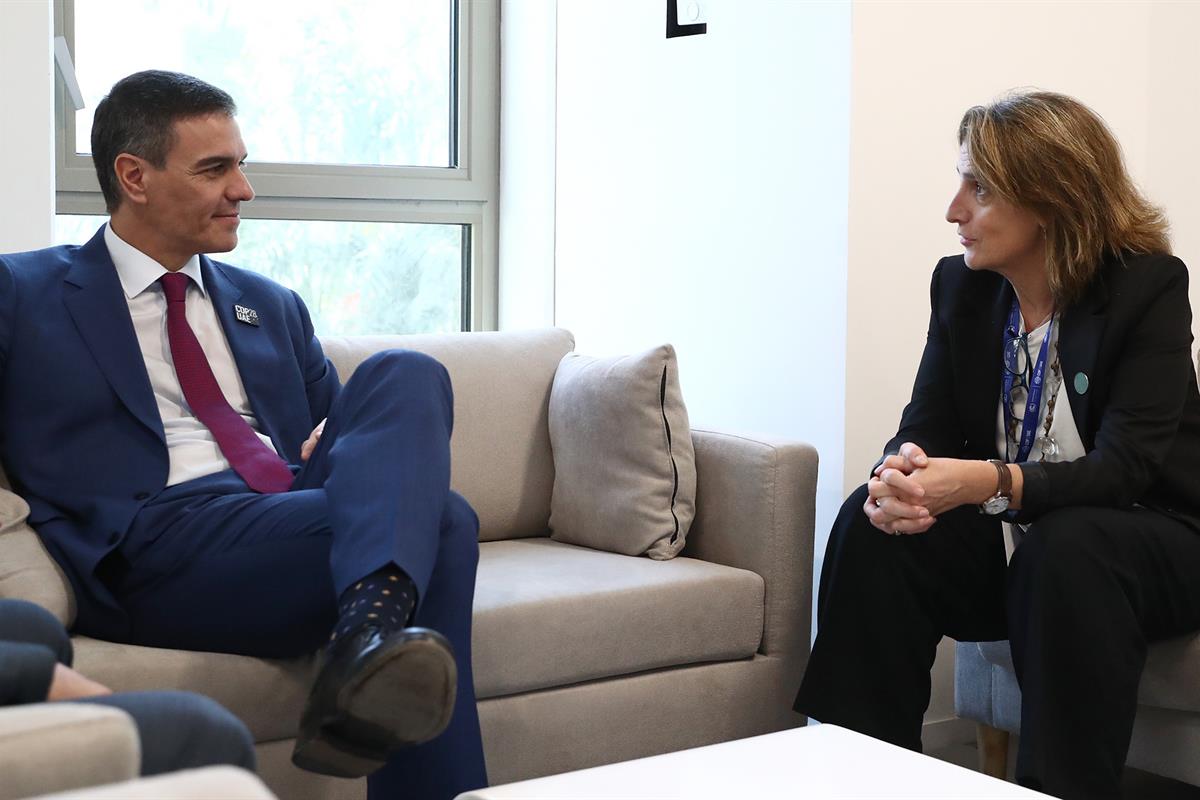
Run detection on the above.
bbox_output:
[1001,298,1054,464]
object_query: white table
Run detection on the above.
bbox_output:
[455,724,1047,798]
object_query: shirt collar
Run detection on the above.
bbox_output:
[104,222,206,300]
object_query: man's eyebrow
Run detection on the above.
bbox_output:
[192,154,247,169]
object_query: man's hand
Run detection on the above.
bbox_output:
[865,442,935,535]
[47,663,112,701]
[300,419,327,462]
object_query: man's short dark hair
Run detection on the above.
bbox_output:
[91,70,237,212]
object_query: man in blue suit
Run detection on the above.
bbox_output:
[0,70,486,798]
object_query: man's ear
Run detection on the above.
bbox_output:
[113,153,150,206]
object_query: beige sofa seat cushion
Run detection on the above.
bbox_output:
[319,329,574,542]
[1138,632,1200,713]
[472,538,763,699]
[0,473,74,626]
[74,538,764,741]
[33,767,277,800]
[72,638,318,743]
[0,703,139,800]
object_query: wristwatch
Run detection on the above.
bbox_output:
[980,459,1012,515]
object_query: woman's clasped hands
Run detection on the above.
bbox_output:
[865,442,991,535]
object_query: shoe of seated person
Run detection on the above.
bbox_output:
[291,624,457,778]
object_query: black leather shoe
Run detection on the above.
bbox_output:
[292,625,457,778]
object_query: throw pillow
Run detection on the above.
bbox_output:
[548,344,696,559]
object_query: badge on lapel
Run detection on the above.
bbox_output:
[234,304,260,327]
[1073,371,1089,395]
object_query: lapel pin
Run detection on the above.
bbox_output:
[1073,371,1089,395]
[234,304,260,327]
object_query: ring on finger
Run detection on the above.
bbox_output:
[875,497,885,508]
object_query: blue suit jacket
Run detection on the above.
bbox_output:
[0,227,341,640]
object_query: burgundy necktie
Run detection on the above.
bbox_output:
[160,272,294,493]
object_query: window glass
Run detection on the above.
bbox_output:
[55,215,466,335]
[71,0,453,168]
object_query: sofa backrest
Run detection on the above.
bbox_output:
[319,328,574,541]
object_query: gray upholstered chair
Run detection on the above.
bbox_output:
[954,636,1200,785]
[954,351,1200,785]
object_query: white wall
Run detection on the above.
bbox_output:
[1146,1,1200,342]
[848,0,1199,736]
[0,0,54,251]
[550,0,852,555]
[499,0,557,329]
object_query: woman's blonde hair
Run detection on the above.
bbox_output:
[958,91,1169,304]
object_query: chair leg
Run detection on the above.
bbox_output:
[975,723,1010,779]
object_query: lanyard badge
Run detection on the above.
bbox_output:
[1001,298,1055,465]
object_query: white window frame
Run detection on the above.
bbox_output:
[53,0,499,331]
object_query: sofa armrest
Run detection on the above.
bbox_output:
[0,486,76,628]
[28,767,277,800]
[686,429,817,665]
[0,703,139,800]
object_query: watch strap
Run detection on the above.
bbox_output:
[987,458,1012,499]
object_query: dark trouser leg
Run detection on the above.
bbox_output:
[0,598,73,664]
[1007,507,1200,800]
[0,599,73,705]
[794,484,1007,750]
[81,691,256,775]
[369,493,487,799]
[292,349,455,599]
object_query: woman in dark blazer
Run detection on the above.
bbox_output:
[794,91,1200,800]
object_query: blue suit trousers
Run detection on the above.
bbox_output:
[108,350,487,799]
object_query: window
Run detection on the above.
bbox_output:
[54,0,498,334]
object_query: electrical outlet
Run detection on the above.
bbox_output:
[677,0,707,25]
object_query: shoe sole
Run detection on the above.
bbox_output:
[292,730,387,779]
[292,629,457,778]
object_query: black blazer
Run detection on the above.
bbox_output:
[882,252,1200,522]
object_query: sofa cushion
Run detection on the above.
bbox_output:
[72,636,319,742]
[471,538,762,699]
[1138,632,1200,713]
[319,329,573,542]
[74,539,765,741]
[0,474,74,626]
[548,345,696,559]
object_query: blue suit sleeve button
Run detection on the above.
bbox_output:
[134,491,149,501]
[108,531,120,545]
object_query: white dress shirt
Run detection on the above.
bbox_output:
[104,223,281,487]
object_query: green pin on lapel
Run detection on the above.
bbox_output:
[1073,371,1089,395]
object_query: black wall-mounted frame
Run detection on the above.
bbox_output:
[666,0,706,38]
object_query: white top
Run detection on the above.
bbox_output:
[104,223,279,487]
[454,724,1048,799]
[994,314,1086,559]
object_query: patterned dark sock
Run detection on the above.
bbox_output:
[329,566,418,647]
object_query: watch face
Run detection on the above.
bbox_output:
[982,496,1010,515]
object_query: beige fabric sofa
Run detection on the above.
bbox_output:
[30,767,276,800]
[0,328,816,799]
[1,702,274,800]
